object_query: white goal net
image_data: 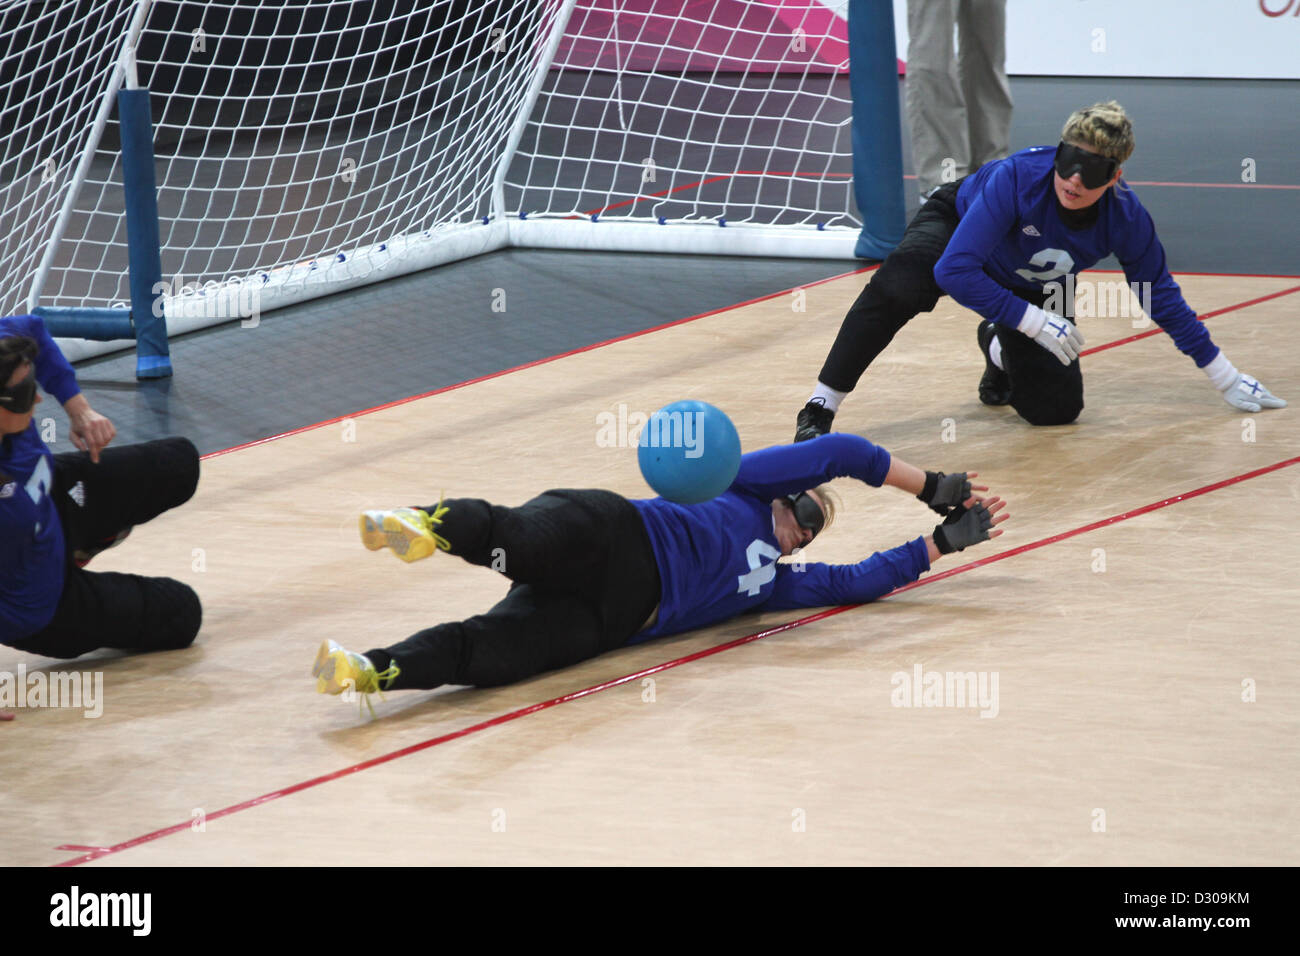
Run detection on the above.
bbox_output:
[0,0,862,360]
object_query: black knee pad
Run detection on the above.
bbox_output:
[143,577,202,650]
[1014,398,1083,427]
[157,437,200,507]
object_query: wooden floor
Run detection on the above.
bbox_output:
[3,268,1297,866]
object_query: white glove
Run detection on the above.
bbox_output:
[1203,353,1287,412]
[1017,304,1085,366]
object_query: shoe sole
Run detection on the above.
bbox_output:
[312,640,342,694]
[793,429,829,443]
[977,323,1012,406]
[358,512,435,562]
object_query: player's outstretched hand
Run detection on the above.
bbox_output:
[917,470,990,516]
[1018,304,1085,366]
[1219,372,1287,413]
[932,495,1008,555]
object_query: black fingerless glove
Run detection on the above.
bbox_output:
[917,470,972,516]
[932,501,993,554]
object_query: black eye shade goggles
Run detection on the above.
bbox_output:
[785,491,825,539]
[0,365,37,415]
[1054,141,1118,190]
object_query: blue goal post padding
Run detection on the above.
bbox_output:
[849,0,906,259]
[117,87,172,379]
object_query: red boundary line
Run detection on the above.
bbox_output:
[205,271,1297,462]
[1088,269,1300,280]
[1124,180,1300,190]
[200,265,879,461]
[53,452,1300,866]
[56,241,1296,863]
[1080,284,1300,357]
[573,168,1300,226]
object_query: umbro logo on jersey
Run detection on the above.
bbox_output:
[0,482,15,499]
[1022,225,1041,236]
[68,480,86,507]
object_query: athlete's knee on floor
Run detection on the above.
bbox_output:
[155,437,201,507]
[1015,396,1083,427]
[142,577,202,650]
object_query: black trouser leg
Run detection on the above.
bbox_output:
[7,437,203,658]
[54,437,200,554]
[371,584,605,690]
[423,489,653,601]
[7,572,201,659]
[374,489,661,690]
[996,287,1085,426]
[817,181,962,392]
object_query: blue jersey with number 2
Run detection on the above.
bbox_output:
[935,147,1219,368]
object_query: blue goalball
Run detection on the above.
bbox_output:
[638,400,742,504]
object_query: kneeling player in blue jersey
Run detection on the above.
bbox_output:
[312,433,1007,706]
[0,317,202,659]
[794,100,1285,439]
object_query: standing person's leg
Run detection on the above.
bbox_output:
[957,0,1013,169]
[906,0,968,202]
[795,181,963,440]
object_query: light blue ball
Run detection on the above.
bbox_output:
[638,400,741,504]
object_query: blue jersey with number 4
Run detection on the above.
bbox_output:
[629,434,931,642]
[1,315,81,643]
[934,147,1219,368]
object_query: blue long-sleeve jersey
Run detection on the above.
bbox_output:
[1,315,82,643]
[629,433,931,642]
[933,146,1219,368]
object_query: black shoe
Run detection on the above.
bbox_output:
[794,401,835,442]
[976,321,1011,406]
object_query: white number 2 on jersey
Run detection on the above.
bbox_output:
[1014,247,1075,284]
[737,538,782,596]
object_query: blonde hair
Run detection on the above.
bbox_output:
[1061,101,1135,164]
[810,484,840,533]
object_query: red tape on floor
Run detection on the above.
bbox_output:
[54,452,1300,866]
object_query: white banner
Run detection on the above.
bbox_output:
[894,0,1300,79]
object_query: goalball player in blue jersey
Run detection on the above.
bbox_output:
[793,101,1286,439]
[312,433,1007,706]
[0,317,202,660]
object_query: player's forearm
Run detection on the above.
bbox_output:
[884,457,926,496]
[924,535,941,563]
[62,392,90,417]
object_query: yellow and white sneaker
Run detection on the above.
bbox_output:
[312,639,400,716]
[358,505,449,562]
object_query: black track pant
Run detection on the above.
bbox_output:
[7,437,202,659]
[367,489,661,691]
[818,179,1084,426]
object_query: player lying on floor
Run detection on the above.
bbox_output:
[793,100,1286,440]
[312,433,1008,710]
[0,316,202,659]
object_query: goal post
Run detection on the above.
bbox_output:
[1,0,905,370]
